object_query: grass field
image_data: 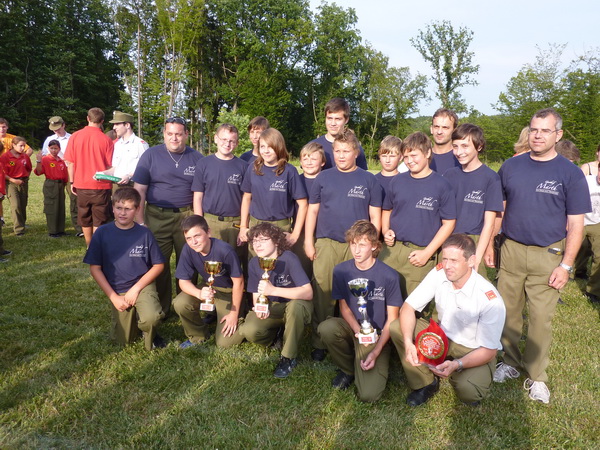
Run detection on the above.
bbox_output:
[1,165,599,449]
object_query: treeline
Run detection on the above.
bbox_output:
[1,1,599,162]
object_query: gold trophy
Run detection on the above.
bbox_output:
[255,257,277,313]
[201,261,222,312]
[348,278,378,345]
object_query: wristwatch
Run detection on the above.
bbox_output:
[559,262,573,273]
[456,359,464,372]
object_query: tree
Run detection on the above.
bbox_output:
[411,20,479,114]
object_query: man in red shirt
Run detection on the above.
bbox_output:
[64,108,114,246]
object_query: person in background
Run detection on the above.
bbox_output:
[429,108,460,174]
[240,116,269,164]
[0,136,32,236]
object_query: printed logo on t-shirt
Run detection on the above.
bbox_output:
[275,274,292,286]
[416,196,437,211]
[183,166,196,177]
[227,173,242,185]
[370,286,386,302]
[270,180,288,192]
[464,190,485,204]
[348,185,368,199]
[129,245,147,258]
[536,180,562,196]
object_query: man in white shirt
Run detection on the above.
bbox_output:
[107,111,148,185]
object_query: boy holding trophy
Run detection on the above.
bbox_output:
[173,215,245,349]
[238,223,313,378]
[318,220,402,402]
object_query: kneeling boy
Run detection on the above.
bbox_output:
[318,220,402,402]
[173,215,244,348]
[84,187,166,350]
[238,223,313,378]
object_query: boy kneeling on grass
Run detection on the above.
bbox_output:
[238,222,313,378]
[84,187,166,350]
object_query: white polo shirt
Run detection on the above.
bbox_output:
[112,133,149,178]
[42,132,71,159]
[406,265,505,350]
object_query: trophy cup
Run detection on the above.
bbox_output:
[255,257,277,313]
[348,278,378,345]
[201,261,222,312]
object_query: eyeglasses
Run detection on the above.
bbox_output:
[528,128,558,137]
[217,135,238,146]
[166,117,186,125]
[252,237,271,245]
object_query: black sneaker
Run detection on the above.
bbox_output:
[0,258,8,263]
[586,293,600,304]
[331,370,354,390]
[49,233,61,238]
[274,356,297,378]
[152,333,167,349]
[0,250,12,256]
[406,377,439,406]
[311,348,327,362]
[76,232,84,238]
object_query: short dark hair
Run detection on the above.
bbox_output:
[112,187,141,208]
[442,234,476,259]
[555,140,580,163]
[181,214,209,234]
[531,108,563,130]
[324,98,350,121]
[48,139,61,148]
[451,123,486,152]
[247,116,270,132]
[401,132,432,157]
[12,136,27,146]
[87,107,105,124]
[345,220,381,258]
[432,108,458,129]
[0,118,8,127]
[165,117,188,132]
[247,222,290,255]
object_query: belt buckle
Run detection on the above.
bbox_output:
[218,216,224,222]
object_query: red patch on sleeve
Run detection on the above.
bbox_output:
[436,263,443,271]
[485,290,497,301]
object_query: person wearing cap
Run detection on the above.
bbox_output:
[41,116,81,237]
[101,111,149,186]
[0,118,33,157]
[42,117,71,158]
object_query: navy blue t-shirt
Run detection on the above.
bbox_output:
[383,171,456,247]
[192,154,248,217]
[431,151,460,174]
[375,172,397,204]
[241,163,307,221]
[133,144,202,208]
[310,167,383,243]
[83,222,165,293]
[332,259,403,331]
[499,153,591,246]
[309,135,368,171]
[443,164,503,235]
[240,150,257,165]
[247,250,310,303]
[175,238,243,288]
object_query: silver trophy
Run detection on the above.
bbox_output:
[348,278,378,345]
[255,257,277,313]
[201,261,222,312]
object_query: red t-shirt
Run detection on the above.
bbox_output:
[34,155,68,182]
[64,126,113,189]
[0,150,32,179]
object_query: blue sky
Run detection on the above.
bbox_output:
[309,0,598,116]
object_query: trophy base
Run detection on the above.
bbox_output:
[358,331,378,345]
[254,303,269,314]
[200,302,215,312]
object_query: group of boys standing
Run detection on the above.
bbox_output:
[4,99,586,407]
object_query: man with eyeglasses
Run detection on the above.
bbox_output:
[491,108,590,404]
[192,123,247,251]
[133,117,203,314]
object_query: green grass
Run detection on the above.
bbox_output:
[1,166,599,448]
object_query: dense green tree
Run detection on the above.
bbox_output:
[0,0,121,146]
[411,20,479,114]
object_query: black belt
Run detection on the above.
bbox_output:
[149,204,192,213]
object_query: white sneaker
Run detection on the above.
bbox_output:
[493,362,520,382]
[524,378,550,404]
